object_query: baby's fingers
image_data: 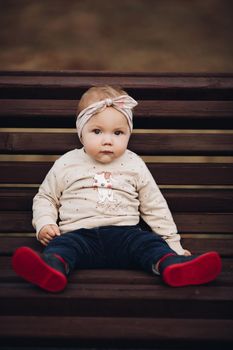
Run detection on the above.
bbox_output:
[39,232,54,245]
[40,238,50,246]
[183,249,192,256]
[50,224,61,236]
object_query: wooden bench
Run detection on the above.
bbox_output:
[0,71,233,349]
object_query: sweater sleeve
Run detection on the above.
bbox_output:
[137,159,185,255]
[32,160,63,239]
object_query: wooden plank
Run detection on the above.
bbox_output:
[149,163,233,185]
[1,188,232,212]
[0,316,232,343]
[181,237,233,256]
[1,99,233,119]
[175,213,233,233]
[1,72,233,100]
[0,99,233,128]
[1,256,232,285]
[1,281,232,304]
[164,189,233,212]
[1,162,233,185]
[0,162,52,184]
[0,234,232,257]
[0,280,232,319]
[0,212,232,234]
[0,237,42,255]
[0,188,36,210]
[0,98,233,129]
[1,131,233,155]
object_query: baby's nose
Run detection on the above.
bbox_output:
[102,134,113,145]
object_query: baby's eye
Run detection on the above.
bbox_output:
[93,129,101,134]
[114,130,123,135]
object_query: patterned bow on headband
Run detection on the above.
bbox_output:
[76,95,138,139]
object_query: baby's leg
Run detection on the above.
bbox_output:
[44,228,105,270]
[122,227,221,287]
[12,228,102,292]
[122,227,175,272]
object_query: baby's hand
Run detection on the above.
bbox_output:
[183,249,192,256]
[38,224,60,246]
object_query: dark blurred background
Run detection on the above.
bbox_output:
[0,0,233,72]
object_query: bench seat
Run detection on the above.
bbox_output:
[0,71,233,349]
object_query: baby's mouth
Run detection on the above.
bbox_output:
[101,150,113,154]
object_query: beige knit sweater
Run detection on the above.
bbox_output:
[32,148,185,255]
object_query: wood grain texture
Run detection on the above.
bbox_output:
[1,131,233,155]
[0,72,232,348]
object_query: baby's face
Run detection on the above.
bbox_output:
[81,107,131,164]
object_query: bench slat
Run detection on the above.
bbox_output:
[1,99,233,118]
[0,99,232,129]
[1,256,232,284]
[0,316,232,344]
[1,162,233,185]
[1,188,232,212]
[1,72,233,100]
[1,131,233,155]
[0,212,233,234]
[0,285,233,320]
[1,280,232,302]
[0,235,232,257]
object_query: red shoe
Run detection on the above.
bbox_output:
[158,251,222,287]
[12,247,68,292]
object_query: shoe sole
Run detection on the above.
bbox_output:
[162,251,222,287]
[12,247,67,292]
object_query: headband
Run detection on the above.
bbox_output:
[76,94,138,139]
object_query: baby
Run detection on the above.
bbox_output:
[12,85,221,292]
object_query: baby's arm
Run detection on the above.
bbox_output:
[38,224,61,246]
[32,161,63,239]
[137,159,191,255]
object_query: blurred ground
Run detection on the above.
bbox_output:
[0,0,233,72]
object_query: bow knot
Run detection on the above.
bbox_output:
[76,94,138,139]
[105,98,113,107]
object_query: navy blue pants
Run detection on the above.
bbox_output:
[44,225,176,273]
